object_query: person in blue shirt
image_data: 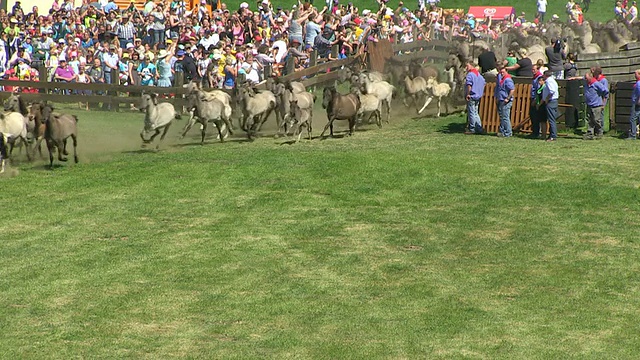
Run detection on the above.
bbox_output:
[464,61,485,134]
[627,70,640,140]
[494,65,515,137]
[582,71,609,140]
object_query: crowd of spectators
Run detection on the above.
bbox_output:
[0,0,603,93]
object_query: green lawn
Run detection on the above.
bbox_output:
[220,0,616,24]
[1,108,640,358]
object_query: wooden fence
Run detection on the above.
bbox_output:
[576,42,640,83]
[613,80,635,135]
[479,77,584,134]
[0,52,361,110]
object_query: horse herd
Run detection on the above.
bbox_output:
[0,63,453,172]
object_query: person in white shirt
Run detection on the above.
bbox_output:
[537,0,547,22]
[271,36,288,64]
[630,1,638,22]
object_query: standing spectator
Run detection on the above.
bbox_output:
[564,53,578,79]
[629,1,639,22]
[537,0,547,22]
[155,49,172,87]
[116,14,136,49]
[176,49,197,83]
[626,69,640,139]
[545,38,566,79]
[137,56,156,86]
[464,61,485,135]
[530,64,545,138]
[54,58,76,95]
[541,70,559,141]
[592,66,609,106]
[102,43,119,84]
[150,4,166,49]
[582,71,609,140]
[504,50,517,76]
[507,48,533,76]
[494,65,515,137]
[222,56,236,90]
[477,47,497,76]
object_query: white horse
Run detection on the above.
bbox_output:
[186,81,232,139]
[351,87,383,128]
[0,111,31,161]
[0,132,7,173]
[358,74,395,123]
[419,77,451,117]
[182,90,233,144]
[237,84,276,139]
[139,93,180,149]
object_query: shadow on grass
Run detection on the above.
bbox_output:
[438,121,467,134]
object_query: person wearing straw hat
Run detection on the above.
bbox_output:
[155,49,172,87]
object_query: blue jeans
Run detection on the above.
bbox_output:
[546,99,559,139]
[467,99,482,133]
[630,105,640,138]
[497,100,513,137]
[152,29,165,47]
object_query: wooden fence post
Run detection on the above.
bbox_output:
[331,44,339,60]
[39,64,48,93]
[285,56,295,76]
[263,64,272,81]
[174,71,184,88]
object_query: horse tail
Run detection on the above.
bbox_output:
[392,86,398,99]
[313,94,317,103]
[73,115,79,122]
[174,114,182,120]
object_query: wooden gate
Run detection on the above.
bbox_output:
[368,39,394,73]
[479,82,533,133]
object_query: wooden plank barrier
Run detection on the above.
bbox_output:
[479,82,533,134]
[614,81,634,134]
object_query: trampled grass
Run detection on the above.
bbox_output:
[1,107,640,358]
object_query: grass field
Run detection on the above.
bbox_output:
[219,0,616,24]
[1,104,640,358]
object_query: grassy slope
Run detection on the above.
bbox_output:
[220,0,614,23]
[1,109,640,358]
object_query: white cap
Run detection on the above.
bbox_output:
[240,1,248,7]
[126,43,135,49]
[362,9,371,16]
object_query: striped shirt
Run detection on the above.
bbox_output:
[117,22,136,40]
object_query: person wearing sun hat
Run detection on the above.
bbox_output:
[155,49,173,87]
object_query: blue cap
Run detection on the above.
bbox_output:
[402,7,408,12]
[176,49,185,56]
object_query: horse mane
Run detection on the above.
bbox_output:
[18,96,28,116]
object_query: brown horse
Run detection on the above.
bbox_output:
[320,86,361,138]
[28,101,48,158]
[40,103,79,168]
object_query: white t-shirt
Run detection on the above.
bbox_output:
[272,40,288,63]
[537,0,547,13]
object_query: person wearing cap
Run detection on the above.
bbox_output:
[540,70,559,141]
[494,65,515,137]
[176,48,197,82]
[53,57,77,92]
[102,43,120,84]
[137,55,157,86]
[287,38,308,62]
[116,14,136,49]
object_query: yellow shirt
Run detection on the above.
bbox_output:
[355,27,364,40]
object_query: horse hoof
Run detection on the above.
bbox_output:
[59,157,68,162]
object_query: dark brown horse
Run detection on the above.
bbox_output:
[28,101,48,158]
[320,86,361,138]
